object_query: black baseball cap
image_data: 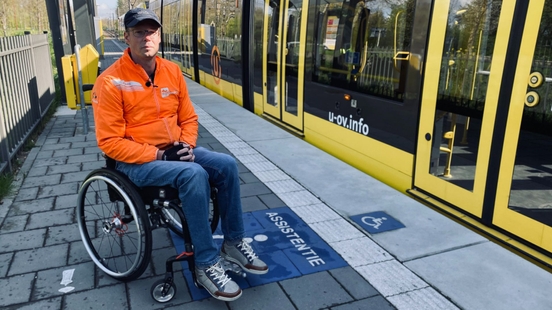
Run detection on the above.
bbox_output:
[124,8,162,28]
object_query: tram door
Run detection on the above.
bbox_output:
[414,1,516,217]
[492,0,552,254]
[262,0,305,130]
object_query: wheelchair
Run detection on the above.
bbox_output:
[76,155,241,303]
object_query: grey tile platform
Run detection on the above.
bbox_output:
[0,38,551,309]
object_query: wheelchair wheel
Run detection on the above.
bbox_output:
[77,169,152,281]
[151,279,176,303]
[160,206,185,238]
[161,190,220,236]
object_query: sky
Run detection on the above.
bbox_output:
[95,0,117,19]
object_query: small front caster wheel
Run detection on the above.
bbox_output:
[151,279,177,303]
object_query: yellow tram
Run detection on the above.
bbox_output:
[150,0,552,268]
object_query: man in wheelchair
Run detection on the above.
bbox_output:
[90,8,268,301]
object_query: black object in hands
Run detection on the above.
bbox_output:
[162,144,189,161]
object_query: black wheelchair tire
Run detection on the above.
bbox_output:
[77,168,152,281]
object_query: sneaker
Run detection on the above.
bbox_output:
[195,261,242,301]
[221,240,269,275]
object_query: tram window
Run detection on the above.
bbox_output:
[197,0,243,84]
[429,1,502,189]
[435,1,501,116]
[252,0,265,94]
[507,0,552,224]
[306,0,415,102]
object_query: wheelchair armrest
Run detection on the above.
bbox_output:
[83,84,94,92]
[101,153,117,170]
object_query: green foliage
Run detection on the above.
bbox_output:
[0,0,49,37]
[0,173,14,201]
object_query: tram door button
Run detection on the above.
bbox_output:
[525,91,540,108]
[528,72,544,88]
[425,133,431,141]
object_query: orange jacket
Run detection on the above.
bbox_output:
[92,48,198,164]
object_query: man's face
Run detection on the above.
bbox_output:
[124,20,161,61]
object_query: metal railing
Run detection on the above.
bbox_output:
[0,34,56,174]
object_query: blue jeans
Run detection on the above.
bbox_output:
[116,146,245,268]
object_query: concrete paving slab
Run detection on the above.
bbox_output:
[228,282,296,310]
[63,283,128,309]
[0,253,13,277]
[32,262,95,300]
[0,273,35,307]
[0,214,28,233]
[387,288,460,310]
[54,194,78,210]
[37,183,79,199]
[329,266,380,300]
[405,242,552,310]
[8,198,55,215]
[331,296,396,310]
[11,297,62,310]
[20,174,61,188]
[45,224,82,246]
[27,208,74,229]
[9,243,69,276]
[0,229,46,252]
[280,272,354,309]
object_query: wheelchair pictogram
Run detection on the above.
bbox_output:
[361,215,387,230]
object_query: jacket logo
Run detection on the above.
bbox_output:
[112,79,144,92]
[160,87,178,98]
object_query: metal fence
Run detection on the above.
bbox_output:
[0,34,56,174]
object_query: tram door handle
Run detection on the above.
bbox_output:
[393,51,410,71]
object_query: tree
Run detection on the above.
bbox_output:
[117,0,142,16]
[0,0,48,37]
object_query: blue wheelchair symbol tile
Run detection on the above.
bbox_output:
[242,212,263,231]
[350,211,405,234]
[251,206,306,229]
[245,250,301,286]
[170,206,354,301]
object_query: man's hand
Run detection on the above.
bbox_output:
[161,142,194,162]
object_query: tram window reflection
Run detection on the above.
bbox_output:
[509,0,552,226]
[308,0,415,102]
[197,0,243,84]
[429,0,502,192]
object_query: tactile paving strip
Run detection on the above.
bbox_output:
[264,179,304,194]
[387,287,460,310]
[329,237,393,267]
[291,203,342,223]
[356,260,429,297]
[252,170,291,182]
[309,218,366,243]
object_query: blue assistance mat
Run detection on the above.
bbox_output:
[170,206,348,301]
[349,211,405,234]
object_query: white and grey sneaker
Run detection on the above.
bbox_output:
[195,261,242,301]
[221,240,269,275]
